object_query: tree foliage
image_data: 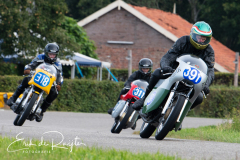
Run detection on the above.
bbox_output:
[66,0,115,21]
[61,16,98,78]
[61,16,97,58]
[0,0,83,57]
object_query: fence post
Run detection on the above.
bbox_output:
[234,52,239,87]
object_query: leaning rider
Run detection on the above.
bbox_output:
[108,58,153,115]
[7,43,63,121]
[132,21,215,112]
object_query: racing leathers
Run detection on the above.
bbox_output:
[7,54,63,113]
[133,36,215,110]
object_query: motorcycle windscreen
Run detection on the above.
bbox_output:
[121,79,148,100]
[177,54,208,74]
[28,68,56,94]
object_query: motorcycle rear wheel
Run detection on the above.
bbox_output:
[114,105,134,134]
[155,95,185,140]
[140,122,156,138]
[17,93,39,126]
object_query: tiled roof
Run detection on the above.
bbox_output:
[132,6,238,73]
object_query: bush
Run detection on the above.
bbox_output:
[189,85,240,118]
[213,72,239,86]
[0,76,124,113]
[1,76,240,117]
[51,79,124,112]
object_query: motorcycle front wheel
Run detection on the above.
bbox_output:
[111,120,117,133]
[140,122,156,138]
[114,105,134,134]
[155,95,185,140]
[13,115,20,126]
[17,93,39,126]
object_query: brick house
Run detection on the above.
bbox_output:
[78,0,238,73]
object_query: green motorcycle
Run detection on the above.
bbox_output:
[139,54,208,140]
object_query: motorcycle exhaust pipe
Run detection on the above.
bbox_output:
[112,100,128,118]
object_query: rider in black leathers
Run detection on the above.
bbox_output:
[132,21,215,111]
[107,58,153,115]
[7,43,63,121]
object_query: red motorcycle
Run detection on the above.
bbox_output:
[111,79,148,134]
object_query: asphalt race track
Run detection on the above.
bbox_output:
[1,109,240,160]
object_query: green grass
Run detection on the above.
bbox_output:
[166,124,240,143]
[134,114,240,143]
[0,136,184,160]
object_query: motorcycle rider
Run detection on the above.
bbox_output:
[107,58,153,115]
[132,21,215,112]
[7,43,63,122]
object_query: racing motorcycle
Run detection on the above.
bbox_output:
[12,62,58,126]
[111,80,148,134]
[139,54,208,140]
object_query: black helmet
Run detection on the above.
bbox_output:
[44,43,59,64]
[139,58,153,75]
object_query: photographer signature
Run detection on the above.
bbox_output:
[7,131,86,152]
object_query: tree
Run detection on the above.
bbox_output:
[61,16,97,58]
[65,0,115,21]
[65,0,177,21]
[0,0,81,57]
[187,0,206,22]
[61,16,98,78]
[199,0,240,51]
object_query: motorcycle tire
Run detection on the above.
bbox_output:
[155,95,185,140]
[17,93,39,126]
[13,115,20,126]
[140,122,156,138]
[114,105,134,134]
[111,120,117,133]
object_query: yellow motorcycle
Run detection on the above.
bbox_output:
[13,63,58,126]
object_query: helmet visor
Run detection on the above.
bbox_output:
[192,33,211,45]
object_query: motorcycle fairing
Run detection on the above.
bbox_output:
[142,56,208,114]
[28,68,56,94]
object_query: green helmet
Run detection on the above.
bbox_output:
[190,21,212,50]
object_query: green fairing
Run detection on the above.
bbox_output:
[175,101,192,131]
[142,88,169,113]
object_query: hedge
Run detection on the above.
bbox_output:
[0,76,240,118]
[0,76,124,113]
[1,61,240,86]
[189,86,240,118]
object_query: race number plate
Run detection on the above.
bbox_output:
[132,87,145,99]
[183,67,202,84]
[34,72,50,87]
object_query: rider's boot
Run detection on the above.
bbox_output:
[132,88,150,110]
[132,74,160,110]
[108,108,113,115]
[36,100,51,122]
[131,115,141,130]
[178,124,182,130]
[7,87,23,108]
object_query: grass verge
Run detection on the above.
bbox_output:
[0,136,183,160]
[134,112,240,143]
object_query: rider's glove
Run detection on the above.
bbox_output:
[203,86,210,95]
[161,66,174,73]
[56,83,61,91]
[24,69,31,75]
